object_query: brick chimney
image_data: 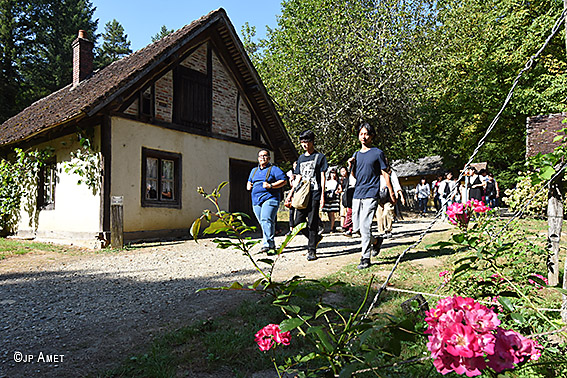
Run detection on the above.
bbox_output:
[72,30,94,86]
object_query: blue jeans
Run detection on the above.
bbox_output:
[418,197,428,214]
[253,198,279,249]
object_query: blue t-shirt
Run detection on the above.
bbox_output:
[352,147,388,199]
[248,163,287,206]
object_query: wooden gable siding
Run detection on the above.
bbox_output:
[119,41,259,145]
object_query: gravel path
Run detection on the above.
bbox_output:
[0,217,449,377]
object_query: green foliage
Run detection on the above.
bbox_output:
[504,132,567,216]
[192,183,427,377]
[0,0,20,122]
[503,172,550,217]
[95,19,132,69]
[0,0,98,123]
[248,0,434,163]
[19,0,98,100]
[151,25,174,43]
[62,133,102,195]
[415,0,566,183]
[0,147,53,233]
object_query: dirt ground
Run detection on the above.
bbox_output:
[0,216,449,378]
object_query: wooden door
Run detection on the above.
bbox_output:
[229,159,258,225]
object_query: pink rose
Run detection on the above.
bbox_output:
[425,296,536,376]
[487,328,541,372]
[254,323,291,351]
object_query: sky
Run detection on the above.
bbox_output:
[92,0,282,51]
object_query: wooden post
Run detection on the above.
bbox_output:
[111,196,124,249]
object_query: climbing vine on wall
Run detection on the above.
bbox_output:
[62,132,102,195]
[0,147,54,234]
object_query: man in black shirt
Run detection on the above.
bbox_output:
[285,130,328,261]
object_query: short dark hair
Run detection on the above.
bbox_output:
[258,149,270,157]
[358,122,376,137]
[299,130,315,142]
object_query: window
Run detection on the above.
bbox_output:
[141,148,181,208]
[38,159,56,210]
[140,84,154,119]
[173,65,211,130]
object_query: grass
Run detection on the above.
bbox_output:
[0,238,90,259]
[100,224,466,378]
[4,217,561,377]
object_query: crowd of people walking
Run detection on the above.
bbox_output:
[413,167,500,219]
[246,126,500,269]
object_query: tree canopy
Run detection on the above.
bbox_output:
[246,0,567,188]
[0,0,97,123]
[246,0,434,163]
[419,0,567,187]
[151,25,174,43]
[95,19,132,69]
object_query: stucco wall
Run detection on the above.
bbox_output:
[17,128,102,244]
[110,117,261,233]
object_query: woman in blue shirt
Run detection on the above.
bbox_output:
[247,149,287,254]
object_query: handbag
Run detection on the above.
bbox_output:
[290,153,321,210]
[341,172,354,208]
[342,187,354,208]
[291,179,311,209]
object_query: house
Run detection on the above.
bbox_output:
[392,155,445,189]
[0,8,297,247]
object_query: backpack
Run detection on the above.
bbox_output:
[443,181,451,197]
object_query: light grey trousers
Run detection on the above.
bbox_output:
[352,197,379,259]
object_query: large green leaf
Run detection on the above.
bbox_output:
[280,318,305,332]
[540,165,556,181]
[203,220,228,234]
[498,297,515,312]
[190,218,201,240]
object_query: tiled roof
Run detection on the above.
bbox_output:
[391,155,445,177]
[0,9,297,161]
